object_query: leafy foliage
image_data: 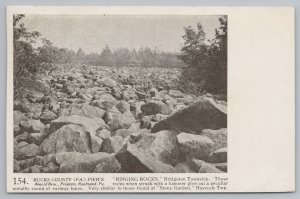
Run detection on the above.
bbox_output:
[178,16,227,95]
[13,14,41,79]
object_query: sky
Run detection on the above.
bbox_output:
[22,15,223,54]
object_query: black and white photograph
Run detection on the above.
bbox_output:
[5,5,296,193]
[12,14,228,173]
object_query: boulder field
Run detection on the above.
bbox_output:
[13,65,227,173]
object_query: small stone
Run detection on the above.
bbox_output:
[40,110,57,124]
[116,100,130,113]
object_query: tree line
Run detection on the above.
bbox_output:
[13,14,185,80]
[38,41,185,68]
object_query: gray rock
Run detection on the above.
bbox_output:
[19,120,33,133]
[43,162,59,173]
[31,120,45,133]
[14,159,21,172]
[40,110,57,124]
[18,141,29,148]
[97,77,116,88]
[62,82,77,95]
[116,100,130,113]
[39,124,91,155]
[152,97,227,134]
[116,142,177,173]
[70,104,106,119]
[28,133,45,146]
[201,128,227,150]
[55,152,112,173]
[169,89,183,98]
[90,93,118,110]
[30,104,44,118]
[56,92,68,99]
[208,148,227,163]
[175,163,195,173]
[14,111,26,127]
[30,165,42,173]
[198,161,224,173]
[135,91,149,100]
[115,130,178,172]
[28,124,51,146]
[141,101,172,116]
[81,104,106,118]
[114,129,132,138]
[140,116,151,129]
[27,91,44,103]
[100,136,123,153]
[132,101,144,119]
[15,132,29,143]
[177,133,214,161]
[122,89,138,101]
[150,130,178,165]
[19,143,39,159]
[50,115,106,135]
[104,109,135,132]
[18,167,31,173]
[14,98,32,113]
[213,163,227,172]
[91,136,103,153]
[94,155,121,173]
[96,129,112,140]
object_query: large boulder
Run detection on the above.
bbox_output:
[49,115,106,152]
[177,133,214,161]
[49,115,106,135]
[94,155,121,173]
[201,128,227,150]
[39,124,91,155]
[149,130,178,165]
[16,143,39,160]
[100,136,124,153]
[141,101,172,116]
[116,142,177,173]
[55,152,112,173]
[115,130,178,173]
[104,108,135,132]
[70,104,106,119]
[151,97,227,134]
[90,93,118,110]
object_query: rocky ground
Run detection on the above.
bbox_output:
[13,64,227,173]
